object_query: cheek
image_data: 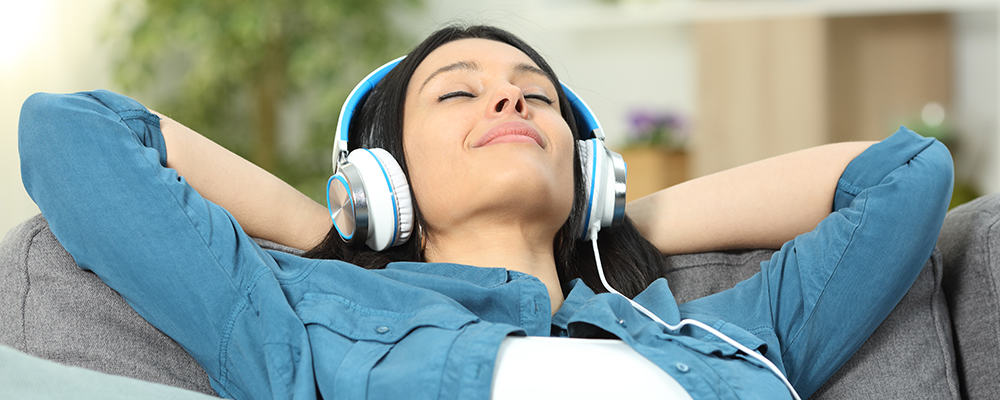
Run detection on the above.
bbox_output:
[402,111,475,223]
[403,127,449,198]
[403,137,445,229]
[403,105,460,174]
[558,141,577,213]
[547,121,577,216]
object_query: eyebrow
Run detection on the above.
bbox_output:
[419,61,480,92]
[513,63,549,81]
[418,61,552,93]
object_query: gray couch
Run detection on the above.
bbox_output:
[1,193,998,399]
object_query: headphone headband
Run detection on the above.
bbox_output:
[333,56,406,173]
[332,55,606,172]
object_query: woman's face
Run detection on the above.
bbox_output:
[402,38,575,239]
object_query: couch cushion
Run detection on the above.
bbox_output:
[0,214,307,397]
[660,246,960,399]
[0,214,218,396]
[938,192,1000,399]
[0,344,217,400]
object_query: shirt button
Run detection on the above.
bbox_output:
[375,326,390,334]
[674,362,690,373]
[617,319,626,327]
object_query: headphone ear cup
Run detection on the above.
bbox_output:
[577,138,626,240]
[370,148,413,245]
[327,167,369,247]
[577,139,602,240]
[346,148,412,251]
[607,149,627,225]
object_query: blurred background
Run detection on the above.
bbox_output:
[3,0,998,235]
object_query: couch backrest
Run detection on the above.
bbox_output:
[936,192,1000,399]
[4,198,989,399]
[658,246,958,399]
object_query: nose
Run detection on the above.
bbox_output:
[491,85,527,117]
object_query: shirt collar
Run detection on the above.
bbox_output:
[550,277,683,333]
[384,261,511,287]
[551,278,592,331]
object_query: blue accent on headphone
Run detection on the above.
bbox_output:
[362,148,400,247]
[338,57,404,144]
[326,175,355,240]
[560,85,601,140]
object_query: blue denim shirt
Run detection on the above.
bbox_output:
[18,90,954,400]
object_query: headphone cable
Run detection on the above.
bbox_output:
[590,235,802,400]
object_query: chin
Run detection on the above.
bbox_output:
[472,156,573,219]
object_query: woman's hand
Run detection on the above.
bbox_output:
[626,140,878,255]
[153,110,331,251]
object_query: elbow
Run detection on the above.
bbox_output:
[18,92,59,152]
[18,92,65,189]
[894,138,956,247]
[17,91,111,199]
[18,92,81,166]
[19,92,72,130]
[922,139,956,213]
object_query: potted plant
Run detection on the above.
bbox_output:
[616,108,691,201]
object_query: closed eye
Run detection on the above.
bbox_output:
[438,90,554,105]
[438,91,475,101]
[525,94,554,105]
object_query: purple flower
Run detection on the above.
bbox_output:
[625,107,689,149]
[627,109,657,139]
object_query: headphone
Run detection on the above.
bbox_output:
[326,56,627,251]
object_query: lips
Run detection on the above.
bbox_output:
[473,121,545,148]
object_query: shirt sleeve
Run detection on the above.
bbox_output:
[17,90,313,399]
[678,126,955,399]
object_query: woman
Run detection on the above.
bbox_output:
[17,25,953,399]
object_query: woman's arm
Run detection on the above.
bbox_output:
[154,111,331,251]
[626,140,879,255]
[676,128,954,399]
[19,91,313,397]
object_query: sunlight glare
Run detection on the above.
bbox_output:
[0,1,52,69]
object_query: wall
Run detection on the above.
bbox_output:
[953,10,999,195]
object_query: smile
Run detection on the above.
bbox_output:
[473,121,545,148]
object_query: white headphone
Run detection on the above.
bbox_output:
[326,56,626,251]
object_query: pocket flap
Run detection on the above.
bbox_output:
[672,320,769,360]
[296,292,479,343]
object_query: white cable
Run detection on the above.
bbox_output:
[590,235,802,400]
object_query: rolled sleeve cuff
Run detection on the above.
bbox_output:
[833,126,949,211]
[83,89,167,167]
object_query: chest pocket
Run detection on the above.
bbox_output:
[672,320,772,369]
[296,292,479,400]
